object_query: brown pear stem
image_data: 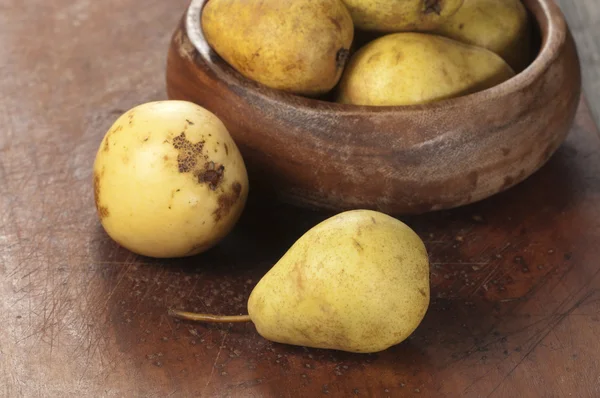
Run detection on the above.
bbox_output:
[168,309,251,323]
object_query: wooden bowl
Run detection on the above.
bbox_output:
[166,0,581,215]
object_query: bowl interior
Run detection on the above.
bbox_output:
[184,0,563,114]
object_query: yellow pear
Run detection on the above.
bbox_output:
[341,0,464,32]
[170,210,431,353]
[337,33,515,106]
[433,0,532,72]
[93,101,248,258]
[202,0,354,96]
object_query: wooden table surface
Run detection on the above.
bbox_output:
[2,1,600,397]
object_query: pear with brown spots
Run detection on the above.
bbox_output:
[93,101,248,258]
[170,210,431,353]
[432,0,532,72]
[202,0,354,96]
[337,32,515,106]
[341,0,464,32]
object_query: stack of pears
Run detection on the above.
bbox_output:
[202,0,532,106]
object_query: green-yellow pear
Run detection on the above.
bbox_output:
[170,210,431,353]
[337,33,515,106]
[433,0,532,72]
[341,0,464,32]
[202,0,354,96]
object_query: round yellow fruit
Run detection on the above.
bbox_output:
[341,0,464,32]
[337,32,515,106]
[93,101,249,258]
[433,0,532,72]
[202,0,354,96]
[248,210,431,353]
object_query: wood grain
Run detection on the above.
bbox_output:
[166,0,581,215]
[556,0,600,130]
[1,0,600,397]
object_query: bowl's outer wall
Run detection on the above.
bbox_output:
[165,0,582,215]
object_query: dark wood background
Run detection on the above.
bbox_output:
[2,1,599,397]
[556,0,600,128]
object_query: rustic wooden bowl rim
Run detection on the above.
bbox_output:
[184,0,566,114]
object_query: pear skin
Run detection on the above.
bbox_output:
[247,210,430,353]
[337,33,515,106]
[202,0,354,96]
[433,0,532,72]
[341,0,464,32]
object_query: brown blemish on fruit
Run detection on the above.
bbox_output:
[213,182,242,222]
[224,143,229,156]
[186,119,194,125]
[122,155,129,164]
[295,327,312,340]
[93,173,101,208]
[93,172,109,219]
[328,16,341,32]
[172,132,205,173]
[368,52,382,64]
[198,161,225,190]
[352,238,363,252]
[110,125,123,135]
[97,206,110,218]
[236,46,262,74]
[371,217,377,224]
[103,125,124,152]
[163,155,169,161]
[441,65,450,78]
[418,288,427,297]
[171,133,231,191]
[423,0,442,15]
[127,111,135,126]
[336,48,349,68]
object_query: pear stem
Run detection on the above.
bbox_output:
[169,309,251,323]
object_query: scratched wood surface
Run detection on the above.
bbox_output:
[2,1,600,397]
